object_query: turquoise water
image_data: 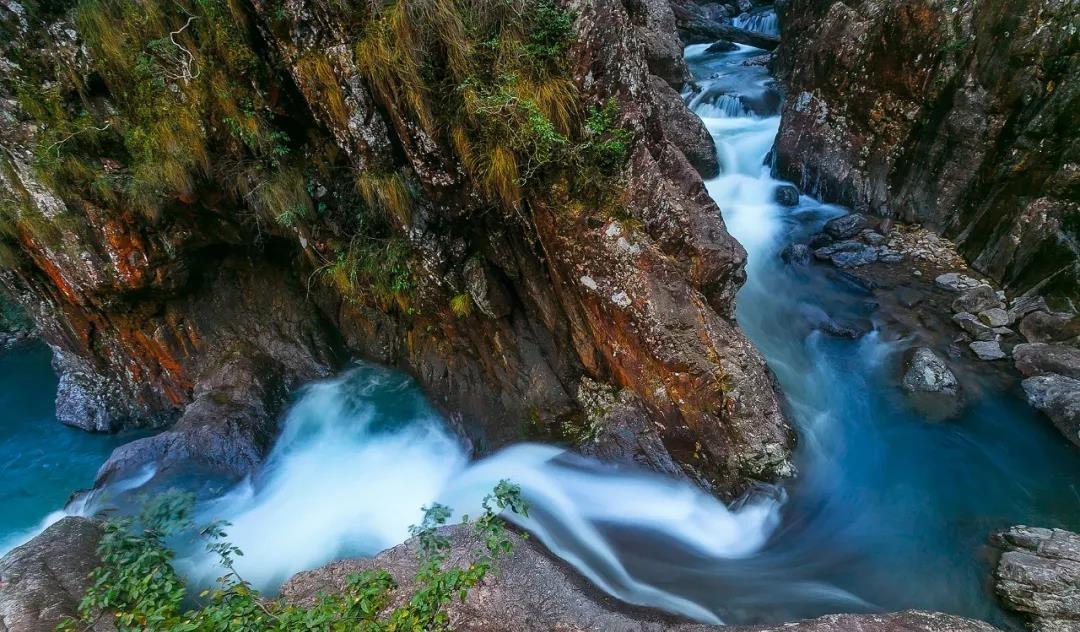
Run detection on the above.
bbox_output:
[0,343,134,554]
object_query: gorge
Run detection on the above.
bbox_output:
[1,0,1078,631]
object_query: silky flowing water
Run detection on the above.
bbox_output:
[2,38,1079,631]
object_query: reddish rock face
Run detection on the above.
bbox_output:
[772,0,1078,307]
[0,0,790,496]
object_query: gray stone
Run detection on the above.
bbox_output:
[464,256,513,319]
[0,517,110,632]
[953,312,998,341]
[970,340,1006,361]
[814,239,878,268]
[823,213,868,239]
[774,184,800,206]
[936,272,983,292]
[952,285,1003,314]
[978,308,1010,328]
[901,347,959,395]
[991,525,1080,630]
[705,39,738,53]
[1022,374,1080,447]
[1013,343,1080,379]
[1008,295,1048,325]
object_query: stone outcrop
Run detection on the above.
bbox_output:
[773,0,1079,307]
[282,524,1001,632]
[0,0,791,497]
[991,526,1080,632]
[0,517,109,632]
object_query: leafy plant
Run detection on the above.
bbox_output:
[59,482,529,631]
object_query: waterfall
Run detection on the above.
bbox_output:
[733,11,779,36]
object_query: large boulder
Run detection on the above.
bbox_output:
[1022,374,1080,448]
[991,526,1080,631]
[1020,311,1080,344]
[951,285,1002,315]
[822,213,868,240]
[901,348,959,395]
[0,517,110,632]
[648,75,720,178]
[282,524,1000,632]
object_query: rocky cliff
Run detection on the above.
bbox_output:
[772,0,1079,307]
[0,0,792,497]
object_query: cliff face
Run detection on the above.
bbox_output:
[0,0,792,496]
[773,0,1079,307]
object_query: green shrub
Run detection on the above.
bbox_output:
[59,482,528,631]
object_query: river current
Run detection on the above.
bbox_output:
[1,36,1078,631]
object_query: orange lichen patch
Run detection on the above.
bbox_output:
[29,242,82,305]
[97,213,151,289]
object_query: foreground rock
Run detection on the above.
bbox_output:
[991,526,1080,631]
[900,347,962,418]
[283,525,1000,632]
[1014,344,1080,381]
[0,517,109,632]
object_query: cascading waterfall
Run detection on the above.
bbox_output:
[733,10,779,36]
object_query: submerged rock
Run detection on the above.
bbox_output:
[991,526,1080,631]
[780,243,811,266]
[283,524,1002,632]
[0,517,108,632]
[1022,374,1080,447]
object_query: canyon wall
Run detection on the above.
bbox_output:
[0,0,792,497]
[772,0,1078,307]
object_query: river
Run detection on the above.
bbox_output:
[1,31,1078,632]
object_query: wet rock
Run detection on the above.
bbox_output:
[991,526,1080,630]
[936,273,983,293]
[0,517,109,632]
[633,0,692,86]
[774,184,800,206]
[283,523,1002,632]
[648,75,719,178]
[951,285,1003,314]
[808,233,833,249]
[705,39,738,53]
[780,243,811,266]
[978,308,1010,328]
[823,213,868,240]
[1013,343,1080,380]
[953,312,998,341]
[1022,374,1080,447]
[1020,311,1080,344]
[902,348,959,395]
[970,340,1006,361]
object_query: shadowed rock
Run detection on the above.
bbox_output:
[991,526,1080,631]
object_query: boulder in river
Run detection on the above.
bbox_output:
[1013,343,1080,379]
[774,184,800,206]
[0,517,108,632]
[1022,374,1080,447]
[823,213,868,240]
[991,526,1080,631]
[953,312,998,341]
[951,285,1002,314]
[282,524,1003,632]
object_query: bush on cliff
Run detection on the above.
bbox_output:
[58,482,528,631]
